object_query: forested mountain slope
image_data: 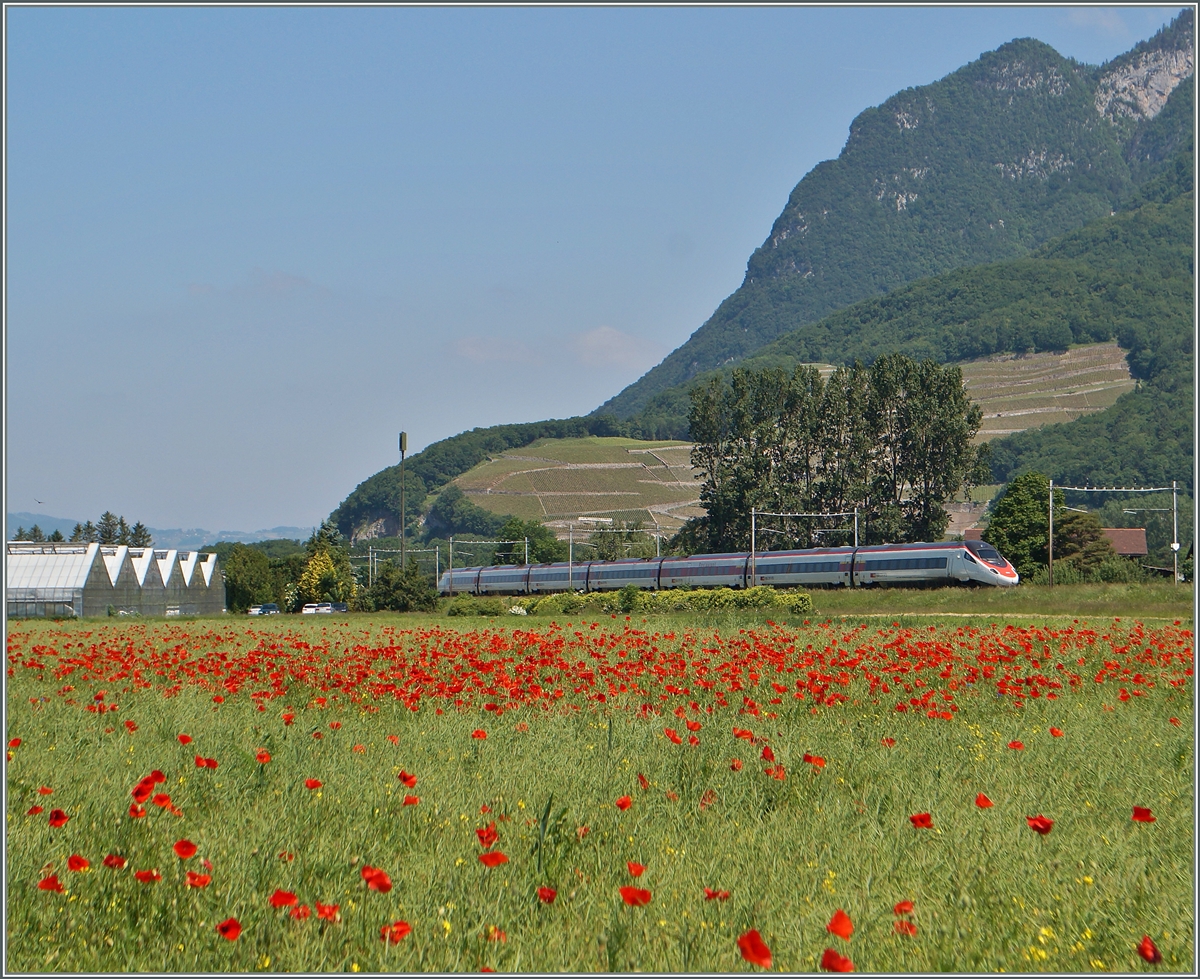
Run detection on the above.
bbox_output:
[596,11,1193,419]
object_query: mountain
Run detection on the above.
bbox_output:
[4,513,311,549]
[596,11,1194,420]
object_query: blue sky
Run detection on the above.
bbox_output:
[5,5,1185,531]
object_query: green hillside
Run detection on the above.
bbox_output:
[597,11,1193,419]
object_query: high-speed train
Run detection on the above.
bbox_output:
[438,539,1019,595]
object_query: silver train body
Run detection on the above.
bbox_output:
[438,539,1019,595]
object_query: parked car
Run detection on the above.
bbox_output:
[331,602,348,613]
[315,602,334,614]
[260,603,280,615]
[301,604,319,614]
[248,605,263,616]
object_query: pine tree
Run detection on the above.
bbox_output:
[80,521,98,543]
[129,522,153,546]
[47,529,65,542]
[117,517,131,545]
[97,512,120,545]
[69,523,85,542]
[28,525,46,542]
[11,527,27,541]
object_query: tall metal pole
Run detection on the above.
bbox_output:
[524,537,529,566]
[854,507,859,548]
[568,525,573,592]
[435,545,439,583]
[750,507,756,587]
[1048,478,1054,588]
[1172,480,1179,585]
[399,432,407,569]
[448,536,453,597]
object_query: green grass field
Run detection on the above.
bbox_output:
[5,600,1193,973]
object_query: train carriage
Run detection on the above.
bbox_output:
[585,558,661,592]
[658,553,748,590]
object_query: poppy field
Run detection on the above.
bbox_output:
[4,611,1194,973]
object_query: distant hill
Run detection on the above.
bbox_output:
[597,11,1193,420]
[4,513,310,549]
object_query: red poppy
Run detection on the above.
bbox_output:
[305,778,322,790]
[1169,717,1181,727]
[665,790,679,801]
[1026,814,1054,835]
[485,925,506,942]
[48,809,68,828]
[362,867,393,892]
[212,695,224,703]
[827,908,853,940]
[1132,806,1156,823]
[881,738,896,747]
[619,886,652,906]
[1050,727,1064,737]
[737,929,772,969]
[103,854,127,870]
[477,823,499,848]
[685,719,702,732]
[664,728,683,745]
[893,899,914,915]
[312,732,323,740]
[256,750,271,764]
[688,734,700,746]
[329,721,341,730]
[381,920,412,944]
[480,804,491,813]
[216,918,241,941]
[387,734,400,744]
[125,720,138,733]
[283,712,295,726]
[576,826,590,841]
[150,770,166,784]
[66,854,89,872]
[316,902,340,922]
[975,793,994,809]
[269,889,299,908]
[479,851,509,868]
[178,734,192,745]
[38,786,52,795]
[185,871,211,888]
[804,753,827,768]
[204,757,218,769]
[538,886,557,904]
[472,730,487,740]
[909,812,933,829]
[134,869,162,883]
[173,839,197,859]
[398,770,418,788]
[38,874,64,893]
[627,861,646,878]
[26,805,43,816]
[403,795,419,806]
[203,858,213,871]
[615,795,632,811]
[761,745,775,762]
[129,804,146,819]
[352,743,365,753]
[8,738,21,748]
[195,755,206,768]
[820,948,854,972]
[291,904,312,920]
[1137,935,1162,964]
[132,782,153,804]
[894,920,917,936]
[1008,741,1024,750]
[637,772,650,790]
[152,793,171,807]
[705,887,730,901]
[730,758,743,771]
[279,851,295,861]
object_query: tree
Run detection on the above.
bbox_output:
[28,525,46,542]
[11,527,27,541]
[47,529,64,542]
[117,517,131,545]
[129,522,153,546]
[97,512,120,545]
[78,521,98,543]
[492,518,567,565]
[69,523,85,542]
[221,543,275,613]
[983,471,1061,576]
[586,520,656,561]
[365,558,438,612]
[682,356,986,553]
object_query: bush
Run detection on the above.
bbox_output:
[446,586,814,617]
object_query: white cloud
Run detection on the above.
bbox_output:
[573,325,663,371]
[1064,8,1133,39]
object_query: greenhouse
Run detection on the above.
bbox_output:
[5,542,224,618]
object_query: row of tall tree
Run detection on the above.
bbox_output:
[10,512,153,545]
[677,355,990,553]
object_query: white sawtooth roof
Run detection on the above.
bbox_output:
[6,542,100,591]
